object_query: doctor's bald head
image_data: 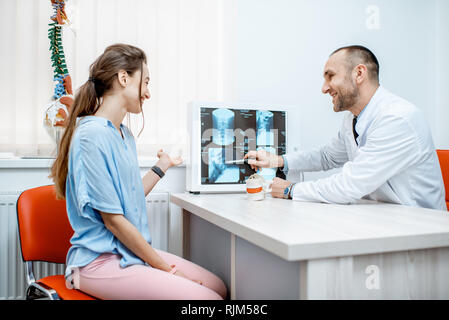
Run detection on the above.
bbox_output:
[322,45,380,114]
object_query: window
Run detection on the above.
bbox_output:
[0,0,236,158]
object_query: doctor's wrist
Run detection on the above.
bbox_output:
[288,183,296,199]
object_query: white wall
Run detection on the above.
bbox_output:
[231,0,449,180]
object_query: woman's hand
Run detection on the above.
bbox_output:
[143,149,182,195]
[156,149,183,173]
[172,268,203,285]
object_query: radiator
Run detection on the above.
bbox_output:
[146,192,170,252]
[0,191,170,300]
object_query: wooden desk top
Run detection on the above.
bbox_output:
[171,193,449,261]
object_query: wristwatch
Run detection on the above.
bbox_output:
[283,183,295,199]
[151,165,165,179]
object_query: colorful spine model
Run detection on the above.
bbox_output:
[46,0,73,127]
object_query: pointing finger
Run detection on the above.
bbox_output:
[244,151,257,159]
[248,159,262,166]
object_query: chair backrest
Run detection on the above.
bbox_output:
[436,150,449,209]
[16,185,73,264]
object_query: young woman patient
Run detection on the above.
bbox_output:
[50,43,227,300]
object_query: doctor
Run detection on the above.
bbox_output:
[245,45,446,210]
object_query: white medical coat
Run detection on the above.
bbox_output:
[285,86,446,211]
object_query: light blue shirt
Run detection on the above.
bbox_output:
[64,116,151,283]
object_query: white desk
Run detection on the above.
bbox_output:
[171,192,449,299]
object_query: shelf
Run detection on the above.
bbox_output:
[0,157,186,169]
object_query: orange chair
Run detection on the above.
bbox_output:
[436,150,449,210]
[16,185,97,300]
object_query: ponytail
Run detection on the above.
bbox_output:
[50,80,98,199]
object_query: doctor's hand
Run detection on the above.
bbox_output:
[270,177,293,199]
[156,149,183,173]
[244,150,284,172]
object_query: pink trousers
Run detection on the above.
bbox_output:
[74,250,227,300]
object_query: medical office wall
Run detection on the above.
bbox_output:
[229,0,449,181]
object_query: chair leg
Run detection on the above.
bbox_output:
[26,285,48,300]
[26,282,60,300]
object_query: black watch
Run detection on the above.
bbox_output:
[151,165,165,179]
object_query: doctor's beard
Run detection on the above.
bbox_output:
[333,80,360,113]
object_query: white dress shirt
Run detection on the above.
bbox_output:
[284,86,446,211]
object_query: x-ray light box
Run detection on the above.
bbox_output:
[186,101,288,193]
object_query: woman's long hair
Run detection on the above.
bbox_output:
[50,43,147,199]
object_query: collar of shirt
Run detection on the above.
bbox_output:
[354,86,388,140]
[80,116,126,138]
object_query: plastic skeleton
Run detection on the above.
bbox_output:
[45,0,73,127]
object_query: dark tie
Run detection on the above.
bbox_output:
[352,116,359,145]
